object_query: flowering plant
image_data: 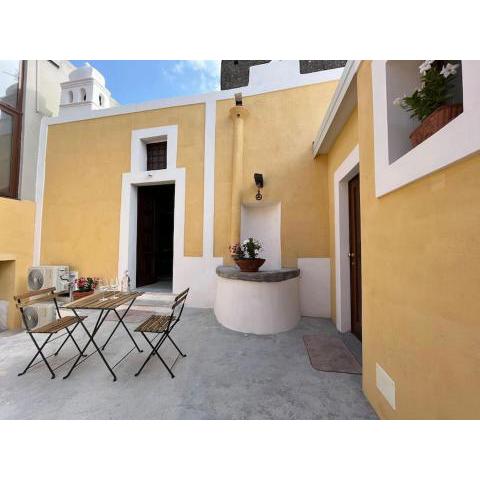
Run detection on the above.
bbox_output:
[229,238,263,259]
[393,61,460,122]
[76,277,98,292]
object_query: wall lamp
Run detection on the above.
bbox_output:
[235,92,243,106]
[254,173,264,201]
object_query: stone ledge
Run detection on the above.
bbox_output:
[216,266,300,283]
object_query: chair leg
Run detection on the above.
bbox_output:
[54,323,84,356]
[19,333,55,379]
[167,334,187,357]
[135,332,174,378]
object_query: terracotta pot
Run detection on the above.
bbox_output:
[410,104,463,147]
[234,258,266,272]
[73,290,94,300]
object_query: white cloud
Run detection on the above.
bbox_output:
[165,60,221,93]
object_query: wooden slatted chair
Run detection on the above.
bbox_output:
[134,288,189,378]
[14,287,86,379]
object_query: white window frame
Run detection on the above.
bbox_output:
[372,60,480,197]
[119,125,184,289]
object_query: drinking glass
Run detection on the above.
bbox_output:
[110,277,119,299]
[98,278,108,301]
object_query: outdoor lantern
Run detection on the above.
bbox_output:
[235,92,243,106]
[254,173,264,200]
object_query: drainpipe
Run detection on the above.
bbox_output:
[229,104,249,250]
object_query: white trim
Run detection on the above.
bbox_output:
[334,145,359,332]
[118,168,185,290]
[203,99,216,258]
[372,60,480,197]
[44,67,344,127]
[33,117,48,265]
[120,126,182,288]
[313,61,361,156]
[130,125,178,172]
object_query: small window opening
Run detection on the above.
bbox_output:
[99,94,103,106]
[80,88,87,102]
[68,91,73,103]
[146,142,167,170]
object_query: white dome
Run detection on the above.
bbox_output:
[69,62,105,86]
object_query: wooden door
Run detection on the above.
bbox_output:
[136,187,157,287]
[348,174,362,341]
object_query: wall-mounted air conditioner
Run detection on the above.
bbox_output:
[27,266,70,293]
[21,303,56,330]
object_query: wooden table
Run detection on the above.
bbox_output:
[62,291,144,381]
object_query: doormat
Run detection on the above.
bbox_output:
[303,335,362,375]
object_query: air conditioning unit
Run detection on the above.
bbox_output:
[21,303,56,330]
[27,266,70,293]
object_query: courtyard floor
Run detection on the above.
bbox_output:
[0,308,376,419]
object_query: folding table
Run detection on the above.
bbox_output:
[62,291,144,381]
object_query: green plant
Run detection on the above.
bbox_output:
[241,237,262,259]
[394,61,460,122]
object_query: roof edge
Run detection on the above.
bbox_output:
[312,60,361,156]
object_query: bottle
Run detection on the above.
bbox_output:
[121,270,131,292]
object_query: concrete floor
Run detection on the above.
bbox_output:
[0,309,377,419]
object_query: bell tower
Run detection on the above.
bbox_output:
[59,63,113,116]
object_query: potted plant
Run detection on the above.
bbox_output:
[230,237,265,272]
[73,277,98,300]
[394,60,463,147]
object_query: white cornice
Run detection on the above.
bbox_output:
[48,67,344,126]
[312,61,361,156]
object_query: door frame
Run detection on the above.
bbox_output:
[118,125,185,290]
[334,145,360,332]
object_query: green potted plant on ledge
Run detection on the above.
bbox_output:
[230,237,265,272]
[394,60,463,147]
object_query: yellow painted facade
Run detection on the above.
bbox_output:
[214,82,337,265]
[322,61,480,418]
[41,104,205,277]
[0,197,35,329]
[356,61,480,419]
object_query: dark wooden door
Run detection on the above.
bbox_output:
[137,187,157,287]
[136,184,175,288]
[348,174,362,341]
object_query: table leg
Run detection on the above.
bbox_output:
[63,309,110,380]
[101,300,143,353]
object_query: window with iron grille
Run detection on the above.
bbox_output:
[146,142,167,170]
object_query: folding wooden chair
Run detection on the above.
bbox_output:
[14,287,86,379]
[134,288,189,378]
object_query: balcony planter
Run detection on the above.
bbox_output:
[234,258,266,272]
[409,104,463,147]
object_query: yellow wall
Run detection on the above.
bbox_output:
[0,197,35,329]
[357,61,480,418]
[214,82,338,266]
[41,104,205,278]
[319,108,359,322]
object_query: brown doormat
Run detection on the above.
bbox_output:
[303,335,362,375]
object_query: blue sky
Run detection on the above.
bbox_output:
[71,60,221,105]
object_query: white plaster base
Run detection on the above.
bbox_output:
[214,276,300,335]
[298,258,331,318]
[174,257,223,308]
